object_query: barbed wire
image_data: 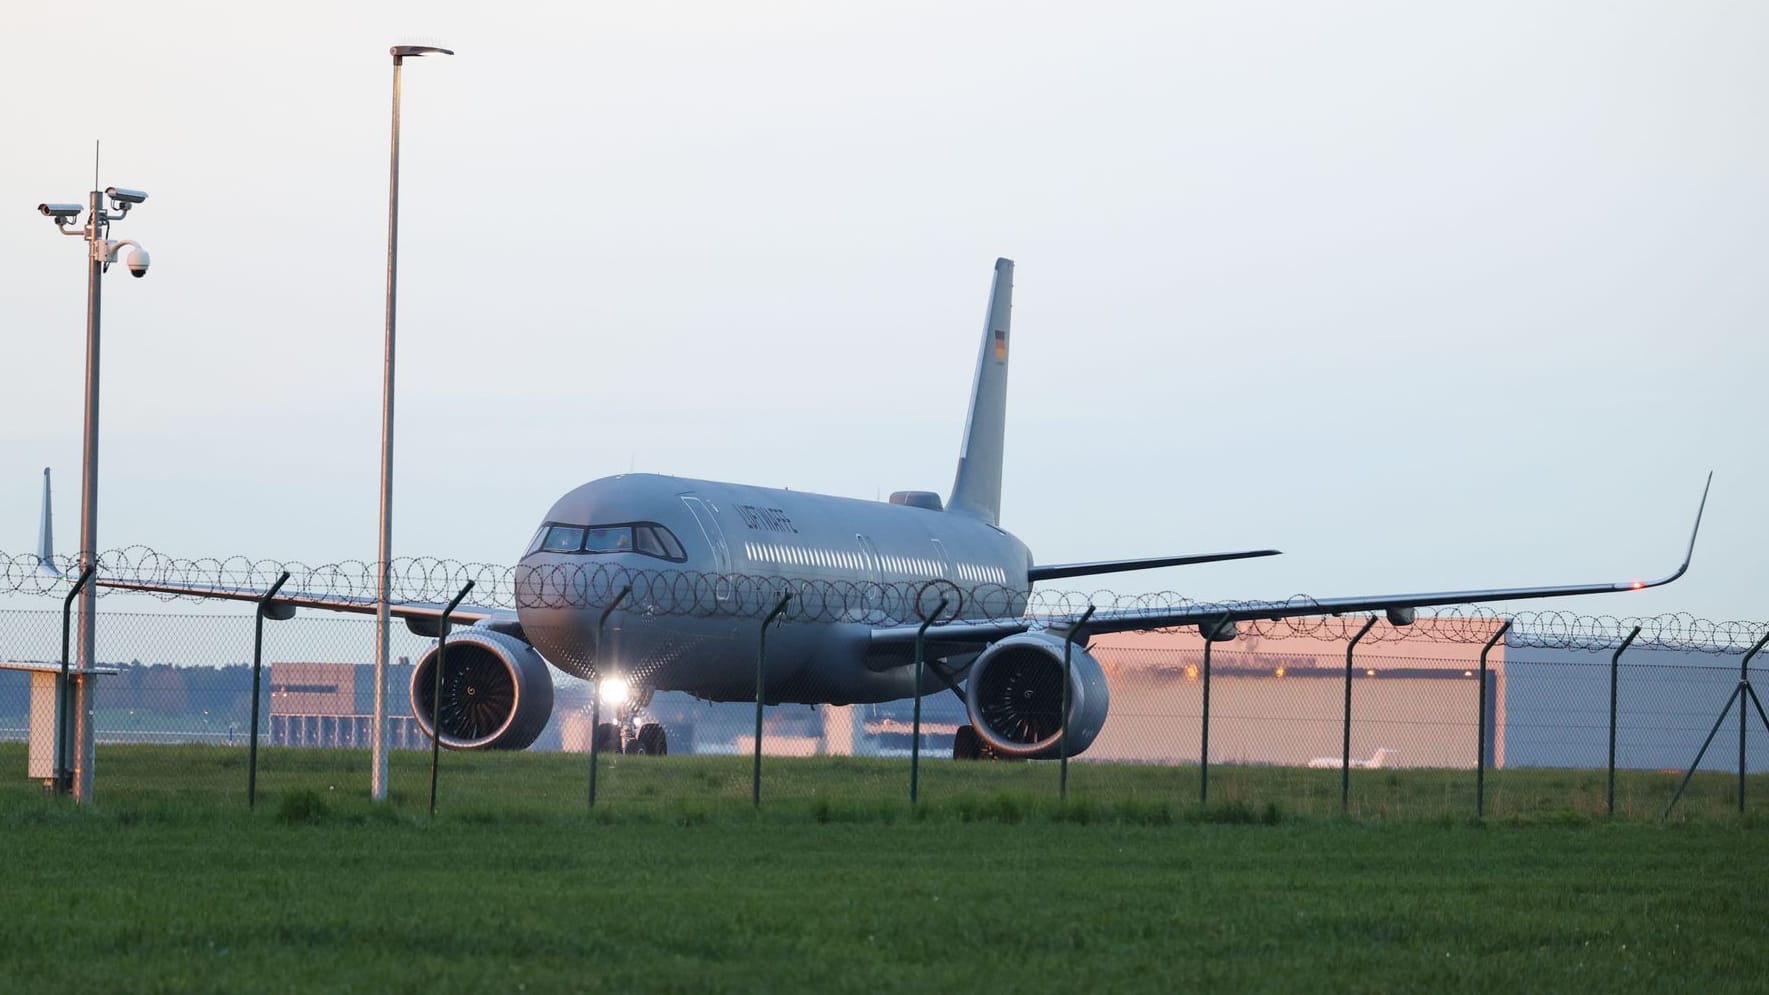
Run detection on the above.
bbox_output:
[2,547,1763,654]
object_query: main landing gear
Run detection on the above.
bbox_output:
[953,724,982,760]
[952,724,1013,761]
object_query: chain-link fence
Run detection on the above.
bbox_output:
[3,603,1764,821]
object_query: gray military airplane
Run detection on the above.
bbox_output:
[92,258,1707,759]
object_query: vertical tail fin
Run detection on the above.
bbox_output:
[948,258,1014,525]
[37,467,62,578]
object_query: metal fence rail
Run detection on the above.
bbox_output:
[5,547,1767,652]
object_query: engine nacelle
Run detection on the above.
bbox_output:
[965,631,1110,759]
[411,629,555,750]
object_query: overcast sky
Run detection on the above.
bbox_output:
[3,1,1765,625]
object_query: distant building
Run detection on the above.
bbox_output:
[268,660,427,749]
[1087,619,1503,767]
[267,659,574,751]
[1087,620,1766,771]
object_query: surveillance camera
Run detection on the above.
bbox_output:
[38,203,82,219]
[126,247,150,278]
[105,187,148,205]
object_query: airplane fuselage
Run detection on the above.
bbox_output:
[513,473,1033,704]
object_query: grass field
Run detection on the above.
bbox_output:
[2,746,1766,993]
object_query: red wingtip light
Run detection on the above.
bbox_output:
[1630,580,1646,590]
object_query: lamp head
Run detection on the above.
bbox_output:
[392,45,455,62]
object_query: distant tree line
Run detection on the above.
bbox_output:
[0,661,262,721]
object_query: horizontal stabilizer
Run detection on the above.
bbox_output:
[1029,549,1280,583]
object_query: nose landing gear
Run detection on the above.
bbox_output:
[629,723,668,755]
[593,682,669,756]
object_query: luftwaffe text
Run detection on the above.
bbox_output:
[736,504,798,533]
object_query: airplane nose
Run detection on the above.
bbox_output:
[514,559,630,678]
[513,602,599,676]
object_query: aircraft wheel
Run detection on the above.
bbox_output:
[592,722,620,753]
[635,723,668,756]
[952,724,982,761]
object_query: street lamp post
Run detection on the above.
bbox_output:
[374,43,453,801]
[35,186,152,802]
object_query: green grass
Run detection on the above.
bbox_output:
[10,742,1753,824]
[0,746,1765,993]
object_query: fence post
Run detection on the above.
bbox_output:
[909,598,949,805]
[1199,613,1232,806]
[1607,625,1641,818]
[1341,617,1378,813]
[426,580,477,817]
[1476,619,1512,819]
[247,571,292,809]
[1662,629,1769,821]
[55,565,95,797]
[1742,630,1765,814]
[753,593,792,808]
[1059,605,1096,802]
[588,584,632,810]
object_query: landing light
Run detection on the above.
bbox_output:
[599,676,630,706]
[1630,580,1646,590]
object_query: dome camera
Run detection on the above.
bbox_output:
[126,246,150,278]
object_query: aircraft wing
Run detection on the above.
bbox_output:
[95,576,515,636]
[873,475,1709,648]
[1028,548,1280,582]
[870,549,1695,648]
[1052,560,1691,639]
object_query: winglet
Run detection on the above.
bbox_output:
[1626,471,1710,591]
[1669,471,1711,584]
[36,467,62,579]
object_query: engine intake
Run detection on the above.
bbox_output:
[965,631,1109,759]
[411,629,555,750]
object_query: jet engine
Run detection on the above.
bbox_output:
[410,629,555,750]
[964,631,1110,759]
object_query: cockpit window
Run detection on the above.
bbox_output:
[525,521,687,562]
[633,526,667,558]
[541,526,586,553]
[583,526,633,553]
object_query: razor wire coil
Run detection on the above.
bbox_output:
[2,547,1763,654]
